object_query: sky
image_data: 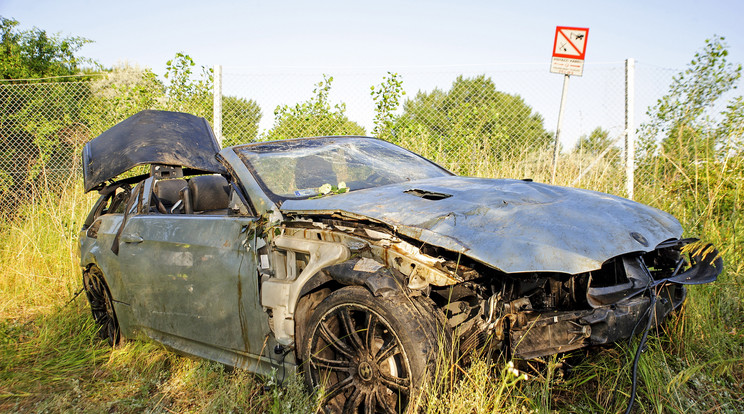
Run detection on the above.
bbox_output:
[3,0,742,71]
[2,0,744,142]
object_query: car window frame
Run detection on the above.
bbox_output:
[234,137,454,204]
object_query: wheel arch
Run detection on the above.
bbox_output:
[293,257,412,349]
[293,262,452,364]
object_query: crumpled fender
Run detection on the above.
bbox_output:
[323,257,407,297]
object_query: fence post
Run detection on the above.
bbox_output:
[625,58,635,200]
[551,74,570,185]
[213,64,223,147]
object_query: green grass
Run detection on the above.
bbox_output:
[1,157,743,413]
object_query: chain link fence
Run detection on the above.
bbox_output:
[1,61,728,218]
[1,80,96,215]
[217,63,647,191]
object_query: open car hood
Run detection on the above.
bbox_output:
[281,176,684,274]
[82,110,226,192]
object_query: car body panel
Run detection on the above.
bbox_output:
[281,176,683,274]
[82,110,226,192]
[118,214,266,354]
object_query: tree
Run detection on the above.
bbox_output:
[221,96,262,146]
[1,16,92,81]
[163,52,212,119]
[370,71,405,138]
[637,35,744,223]
[84,54,262,149]
[639,35,741,165]
[84,63,165,134]
[266,75,364,140]
[399,75,550,153]
[574,127,620,160]
[0,17,93,214]
[391,75,551,174]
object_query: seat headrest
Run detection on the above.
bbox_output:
[153,179,187,207]
[188,175,229,211]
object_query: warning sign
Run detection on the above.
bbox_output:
[551,26,589,76]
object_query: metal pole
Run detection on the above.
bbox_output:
[213,64,223,148]
[625,58,635,200]
[551,74,570,184]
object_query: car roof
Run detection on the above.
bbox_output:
[82,110,226,192]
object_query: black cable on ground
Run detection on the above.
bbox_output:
[268,343,293,387]
[625,286,658,414]
[65,287,85,307]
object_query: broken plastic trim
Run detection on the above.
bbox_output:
[587,239,722,308]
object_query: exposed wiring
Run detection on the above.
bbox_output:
[625,286,658,414]
[268,343,293,387]
[65,287,85,307]
[625,256,684,414]
[278,346,292,385]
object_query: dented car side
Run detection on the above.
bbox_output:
[79,111,721,413]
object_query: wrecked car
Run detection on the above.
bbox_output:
[80,110,721,413]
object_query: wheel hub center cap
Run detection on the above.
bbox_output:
[358,361,374,381]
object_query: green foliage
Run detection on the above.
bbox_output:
[0,17,94,212]
[266,75,365,140]
[163,52,213,119]
[392,75,551,175]
[83,55,262,147]
[639,35,742,163]
[370,71,405,138]
[162,53,263,145]
[637,35,744,228]
[574,127,617,156]
[716,96,744,153]
[267,371,319,414]
[84,64,165,134]
[401,75,551,154]
[0,16,92,81]
[641,36,741,148]
[221,95,262,146]
[0,44,263,213]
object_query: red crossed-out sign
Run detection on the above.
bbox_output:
[552,26,589,60]
[551,26,589,76]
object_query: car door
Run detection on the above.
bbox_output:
[117,180,268,356]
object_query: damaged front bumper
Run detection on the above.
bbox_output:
[511,283,684,359]
[505,240,722,359]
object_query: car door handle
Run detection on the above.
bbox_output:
[121,233,144,244]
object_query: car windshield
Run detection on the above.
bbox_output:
[235,137,452,201]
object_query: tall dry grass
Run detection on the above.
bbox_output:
[0,173,95,318]
[0,149,742,412]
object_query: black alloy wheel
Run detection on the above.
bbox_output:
[302,286,441,413]
[83,266,121,346]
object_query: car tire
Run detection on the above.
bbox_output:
[300,286,443,413]
[83,266,121,346]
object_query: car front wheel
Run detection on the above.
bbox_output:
[301,286,442,413]
[83,266,121,346]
